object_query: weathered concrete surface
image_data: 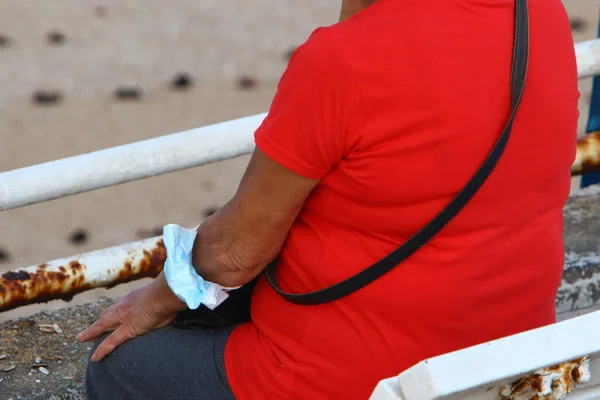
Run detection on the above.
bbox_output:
[557,188,600,313]
[0,298,113,400]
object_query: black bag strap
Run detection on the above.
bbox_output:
[266,0,530,305]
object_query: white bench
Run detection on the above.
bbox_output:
[370,311,600,400]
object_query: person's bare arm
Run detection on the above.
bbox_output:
[77,149,313,359]
[192,148,319,287]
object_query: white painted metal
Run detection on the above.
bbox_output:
[369,311,600,400]
[371,379,404,400]
[576,39,600,79]
[0,40,598,212]
[0,113,266,211]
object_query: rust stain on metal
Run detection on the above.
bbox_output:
[69,261,83,272]
[0,239,166,312]
[2,271,32,281]
[500,357,591,400]
[106,240,166,288]
[572,131,600,175]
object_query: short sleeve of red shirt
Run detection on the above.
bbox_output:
[254,28,364,180]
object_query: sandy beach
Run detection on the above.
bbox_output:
[0,0,598,322]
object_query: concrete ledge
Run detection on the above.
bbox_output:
[557,189,600,314]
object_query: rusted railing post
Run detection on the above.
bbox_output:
[0,237,166,312]
[573,131,600,175]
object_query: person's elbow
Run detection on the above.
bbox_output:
[212,245,272,288]
[212,268,260,288]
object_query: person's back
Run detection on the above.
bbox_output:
[225,0,579,398]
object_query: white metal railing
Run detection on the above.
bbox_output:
[0,39,599,311]
[0,39,599,213]
[0,37,597,400]
[370,310,600,400]
[0,113,266,211]
[576,39,600,79]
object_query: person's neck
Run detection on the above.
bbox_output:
[339,0,377,22]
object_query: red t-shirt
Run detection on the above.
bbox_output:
[225,0,579,398]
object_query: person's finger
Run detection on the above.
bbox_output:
[91,324,135,362]
[76,307,120,342]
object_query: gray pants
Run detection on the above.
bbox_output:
[85,325,237,400]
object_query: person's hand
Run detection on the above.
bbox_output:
[76,272,187,361]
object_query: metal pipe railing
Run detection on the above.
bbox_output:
[0,113,266,211]
[0,237,165,312]
[576,39,600,79]
[0,39,600,311]
[573,131,600,175]
[0,142,597,313]
[0,39,599,212]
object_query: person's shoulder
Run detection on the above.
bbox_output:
[282,26,360,90]
[289,27,343,68]
[307,7,391,65]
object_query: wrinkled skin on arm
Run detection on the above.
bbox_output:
[191,148,319,287]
